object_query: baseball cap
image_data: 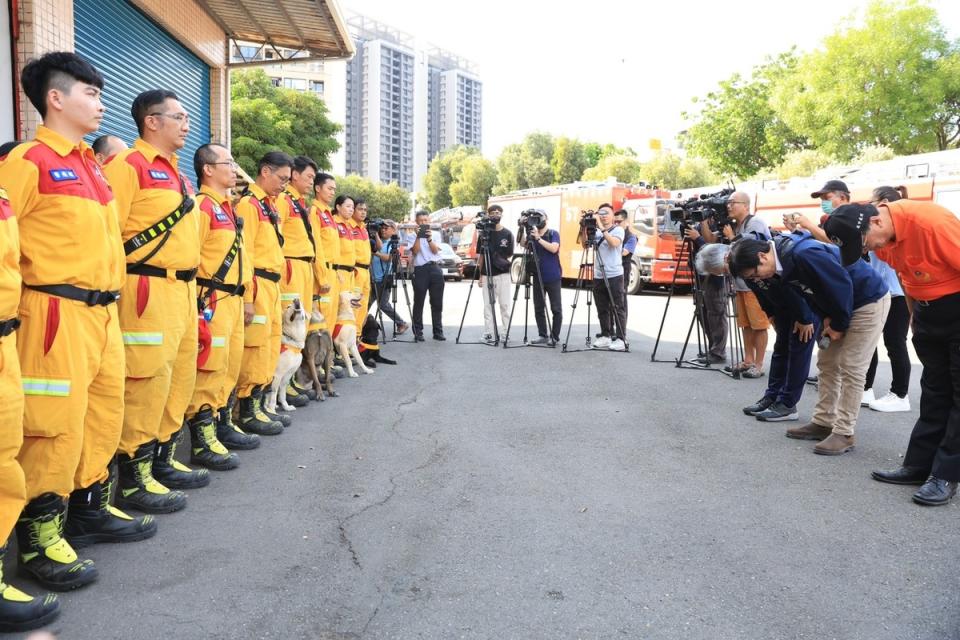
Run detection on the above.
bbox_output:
[810,179,850,199]
[822,203,876,266]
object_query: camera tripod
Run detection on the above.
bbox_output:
[455,231,502,347]
[561,227,629,354]
[372,247,416,344]
[502,229,554,349]
[650,234,745,378]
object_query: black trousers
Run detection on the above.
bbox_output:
[412,263,444,336]
[864,295,911,397]
[903,292,960,481]
[701,274,728,359]
[594,275,626,340]
[533,278,563,341]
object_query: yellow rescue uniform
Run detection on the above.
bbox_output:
[0,185,25,542]
[0,126,125,499]
[277,185,315,317]
[311,205,339,331]
[236,184,284,398]
[103,139,201,457]
[186,186,252,415]
[333,214,356,318]
[353,221,372,327]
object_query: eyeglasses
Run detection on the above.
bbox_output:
[209,161,238,168]
[729,200,748,206]
[148,112,190,124]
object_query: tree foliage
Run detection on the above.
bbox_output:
[335,174,411,221]
[420,146,495,210]
[551,137,590,184]
[581,154,644,183]
[231,70,341,177]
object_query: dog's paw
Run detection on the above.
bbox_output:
[328,390,339,398]
[348,371,359,378]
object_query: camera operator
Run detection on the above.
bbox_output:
[729,230,889,456]
[521,211,562,345]
[823,200,960,505]
[614,209,638,323]
[371,221,409,334]
[476,204,514,345]
[685,220,728,365]
[784,179,851,242]
[590,204,627,351]
[701,192,770,378]
[409,210,445,341]
[696,242,820,423]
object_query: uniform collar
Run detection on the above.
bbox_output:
[285,185,302,200]
[134,138,178,169]
[200,184,230,206]
[36,125,91,158]
[248,182,270,201]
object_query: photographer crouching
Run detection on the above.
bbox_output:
[588,204,627,351]
[370,219,409,334]
[517,209,562,345]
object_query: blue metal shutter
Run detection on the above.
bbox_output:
[74,0,211,185]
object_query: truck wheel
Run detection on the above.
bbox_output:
[627,262,643,295]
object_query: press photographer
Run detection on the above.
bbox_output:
[370,220,409,334]
[517,209,562,345]
[588,204,626,351]
[476,205,514,345]
[614,209,638,323]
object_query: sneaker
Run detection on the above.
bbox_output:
[609,339,626,352]
[869,392,911,413]
[396,322,409,335]
[592,336,611,349]
[755,402,799,422]
[861,388,876,406]
[743,396,774,416]
[530,336,550,345]
[742,366,765,379]
[482,333,496,345]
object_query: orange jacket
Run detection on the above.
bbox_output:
[334,214,356,268]
[0,185,20,320]
[312,204,339,268]
[277,185,316,260]
[875,199,960,301]
[353,220,372,268]
[103,138,200,270]
[0,126,123,292]
[195,185,253,292]
[236,183,285,303]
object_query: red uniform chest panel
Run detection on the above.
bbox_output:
[25,143,113,205]
[355,227,368,240]
[336,223,350,238]
[317,210,335,228]
[200,197,236,230]
[126,151,193,194]
[286,195,302,218]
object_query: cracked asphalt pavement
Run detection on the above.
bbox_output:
[35,283,960,640]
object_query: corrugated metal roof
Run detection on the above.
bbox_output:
[197,0,354,60]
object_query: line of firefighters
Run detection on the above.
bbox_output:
[0,52,373,631]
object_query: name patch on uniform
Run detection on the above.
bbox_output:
[149,170,170,181]
[212,204,229,222]
[49,169,78,182]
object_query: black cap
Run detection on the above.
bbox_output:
[810,179,849,199]
[822,203,876,266]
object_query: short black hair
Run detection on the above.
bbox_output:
[614,209,627,219]
[293,155,318,175]
[354,198,367,208]
[0,141,23,159]
[21,52,104,118]
[487,204,503,214]
[131,89,179,136]
[728,238,771,277]
[334,194,355,209]
[872,185,905,203]
[194,143,227,187]
[92,135,114,157]
[257,151,294,176]
[597,203,614,212]
[415,209,430,220]
[314,172,335,189]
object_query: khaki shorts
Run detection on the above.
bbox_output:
[736,290,770,330]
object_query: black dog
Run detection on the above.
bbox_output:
[360,315,397,367]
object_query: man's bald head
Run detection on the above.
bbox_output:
[727,191,751,222]
[92,134,126,165]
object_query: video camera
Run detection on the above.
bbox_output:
[579,210,599,245]
[367,218,388,237]
[474,213,497,247]
[669,187,735,230]
[519,208,547,231]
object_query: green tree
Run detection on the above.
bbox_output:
[493,133,556,194]
[581,154,644,183]
[335,174,410,221]
[683,50,807,178]
[419,146,488,210]
[551,137,590,184]
[772,149,837,179]
[449,155,497,207]
[773,0,960,158]
[231,69,341,176]
[635,152,718,190]
[852,144,896,165]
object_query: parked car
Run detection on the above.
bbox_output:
[437,243,464,281]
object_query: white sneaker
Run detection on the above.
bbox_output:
[869,392,911,413]
[592,336,611,349]
[609,338,626,352]
[861,388,876,406]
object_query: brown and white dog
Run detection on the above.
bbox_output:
[264,299,307,413]
[333,290,374,378]
[299,305,336,400]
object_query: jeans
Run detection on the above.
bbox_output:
[764,314,820,408]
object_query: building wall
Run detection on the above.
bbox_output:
[1,1,15,142]
[14,0,74,138]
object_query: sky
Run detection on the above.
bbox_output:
[343,0,960,161]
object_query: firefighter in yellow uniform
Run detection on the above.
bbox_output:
[276,156,319,406]
[352,199,373,327]
[333,195,357,319]
[236,152,294,432]
[311,173,340,333]
[0,178,61,631]
[0,53,154,594]
[184,143,260,469]
[103,90,205,514]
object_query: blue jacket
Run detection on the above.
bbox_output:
[774,231,887,332]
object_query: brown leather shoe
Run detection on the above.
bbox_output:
[785,422,832,441]
[814,433,855,456]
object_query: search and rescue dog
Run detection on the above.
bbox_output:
[264,300,308,413]
[300,306,336,401]
[334,290,374,378]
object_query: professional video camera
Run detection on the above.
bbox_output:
[669,187,736,230]
[366,218,387,237]
[579,210,599,244]
[474,213,497,247]
[519,208,547,232]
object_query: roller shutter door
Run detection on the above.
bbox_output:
[75,0,210,184]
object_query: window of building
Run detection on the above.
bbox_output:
[283,78,307,91]
[311,81,324,96]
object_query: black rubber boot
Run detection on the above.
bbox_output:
[290,376,318,401]
[115,442,188,514]
[285,383,310,407]
[64,469,157,548]
[153,433,211,490]
[216,406,260,450]
[0,543,60,633]
[238,390,283,436]
[15,493,98,591]
[189,407,240,471]
[255,385,292,428]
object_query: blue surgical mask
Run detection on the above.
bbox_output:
[820,200,834,215]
